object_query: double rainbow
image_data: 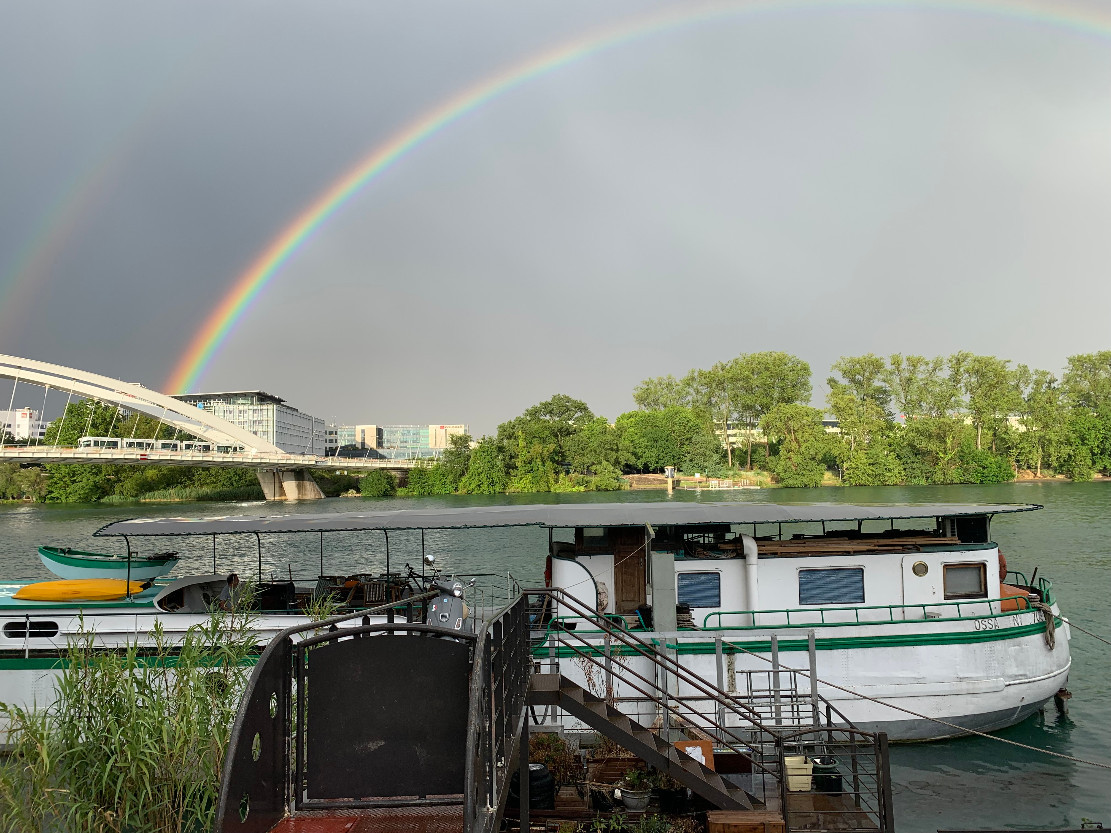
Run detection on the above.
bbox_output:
[145,0,1111,393]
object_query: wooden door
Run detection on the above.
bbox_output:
[612,528,647,614]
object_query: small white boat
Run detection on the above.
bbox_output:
[38,546,179,581]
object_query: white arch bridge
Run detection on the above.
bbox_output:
[0,354,425,500]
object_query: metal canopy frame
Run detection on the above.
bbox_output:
[93,501,1041,539]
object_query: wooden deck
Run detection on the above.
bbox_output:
[269,806,463,833]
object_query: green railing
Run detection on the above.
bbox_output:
[704,576,1054,630]
[541,578,1054,637]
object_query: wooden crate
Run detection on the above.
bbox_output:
[707,810,786,833]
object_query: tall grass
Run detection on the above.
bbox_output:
[0,607,258,833]
[99,484,264,503]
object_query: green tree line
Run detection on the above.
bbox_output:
[12,350,1111,503]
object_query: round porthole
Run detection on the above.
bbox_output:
[912,561,929,577]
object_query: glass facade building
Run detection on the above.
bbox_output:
[175,392,325,455]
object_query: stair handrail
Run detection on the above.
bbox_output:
[464,594,531,833]
[533,588,796,732]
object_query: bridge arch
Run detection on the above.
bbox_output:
[0,353,283,454]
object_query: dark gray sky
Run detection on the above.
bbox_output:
[2,1,1110,435]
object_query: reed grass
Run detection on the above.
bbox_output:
[99,483,264,503]
[0,606,259,833]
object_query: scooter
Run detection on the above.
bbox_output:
[405,555,475,634]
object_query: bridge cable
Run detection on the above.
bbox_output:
[32,384,48,447]
[4,367,18,432]
[106,403,120,441]
[720,637,1111,771]
[54,390,73,449]
[82,398,96,439]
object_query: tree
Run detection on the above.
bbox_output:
[360,470,396,498]
[953,353,1021,451]
[827,354,892,454]
[1012,366,1066,477]
[496,395,595,463]
[565,417,620,475]
[1063,351,1111,412]
[458,438,510,494]
[632,375,689,411]
[439,433,473,491]
[682,365,736,467]
[761,404,828,487]
[728,353,812,470]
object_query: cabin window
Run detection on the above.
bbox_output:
[677,572,721,608]
[943,563,987,599]
[798,568,865,606]
[2,621,59,639]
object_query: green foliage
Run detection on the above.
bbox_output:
[957,444,1015,484]
[565,417,621,475]
[587,462,626,491]
[761,404,828,487]
[0,610,257,833]
[401,465,455,496]
[616,407,725,475]
[458,438,510,494]
[439,433,473,490]
[44,464,114,502]
[0,463,47,501]
[497,394,595,463]
[360,469,397,497]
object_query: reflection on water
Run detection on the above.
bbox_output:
[1,483,1109,830]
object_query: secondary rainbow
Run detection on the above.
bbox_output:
[164,0,1111,394]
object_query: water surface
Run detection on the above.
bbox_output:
[1,483,1107,830]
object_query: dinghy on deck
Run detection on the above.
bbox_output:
[13,579,148,602]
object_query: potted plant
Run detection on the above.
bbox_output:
[651,770,688,813]
[615,767,651,812]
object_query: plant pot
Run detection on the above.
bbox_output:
[811,755,842,794]
[784,755,813,792]
[656,786,688,813]
[615,787,651,812]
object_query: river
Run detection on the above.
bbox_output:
[1,482,1108,830]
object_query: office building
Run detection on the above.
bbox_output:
[175,391,325,455]
[1,408,46,442]
[328,423,468,459]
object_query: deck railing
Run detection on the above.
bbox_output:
[703,578,1054,630]
[530,589,894,832]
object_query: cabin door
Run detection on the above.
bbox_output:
[612,528,647,614]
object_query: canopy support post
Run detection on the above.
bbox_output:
[320,530,324,576]
[384,530,392,623]
[124,535,132,599]
[255,532,262,580]
[212,534,217,574]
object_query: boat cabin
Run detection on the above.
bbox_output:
[547,505,1038,630]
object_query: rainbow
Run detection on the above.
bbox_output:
[166,0,1111,394]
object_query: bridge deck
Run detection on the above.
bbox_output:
[270,806,463,833]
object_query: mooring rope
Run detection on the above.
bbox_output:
[719,639,1111,771]
[1060,616,1111,647]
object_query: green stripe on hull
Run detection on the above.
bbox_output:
[534,619,1060,659]
[39,547,176,569]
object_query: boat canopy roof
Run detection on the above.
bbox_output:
[94,502,1041,538]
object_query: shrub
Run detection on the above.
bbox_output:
[360,469,397,497]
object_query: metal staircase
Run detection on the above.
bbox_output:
[529,672,753,810]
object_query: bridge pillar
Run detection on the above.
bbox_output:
[257,469,324,500]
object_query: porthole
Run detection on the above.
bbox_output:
[269,693,278,718]
[251,733,261,762]
[239,793,250,822]
[912,561,929,577]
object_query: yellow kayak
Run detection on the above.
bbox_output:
[14,579,147,602]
